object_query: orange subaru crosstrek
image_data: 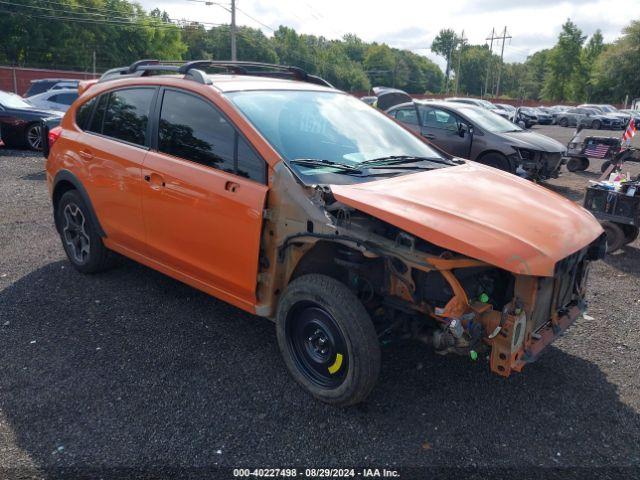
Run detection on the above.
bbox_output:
[45,60,606,406]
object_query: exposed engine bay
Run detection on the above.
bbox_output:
[256,163,606,377]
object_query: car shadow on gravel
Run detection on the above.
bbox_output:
[1,260,639,474]
[604,243,640,277]
[541,182,584,202]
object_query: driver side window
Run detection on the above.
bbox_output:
[421,107,459,132]
[394,107,419,125]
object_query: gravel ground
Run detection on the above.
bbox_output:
[1,125,639,479]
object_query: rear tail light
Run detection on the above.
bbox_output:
[48,126,62,150]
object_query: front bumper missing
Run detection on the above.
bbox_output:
[488,303,584,377]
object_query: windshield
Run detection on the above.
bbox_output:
[0,91,32,109]
[457,106,521,133]
[228,90,444,182]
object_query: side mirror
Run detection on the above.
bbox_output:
[458,123,468,137]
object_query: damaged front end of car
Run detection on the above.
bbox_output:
[256,162,607,378]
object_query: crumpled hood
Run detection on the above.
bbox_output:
[500,131,566,153]
[330,162,602,277]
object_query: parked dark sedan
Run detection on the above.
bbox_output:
[0,90,62,150]
[387,100,566,181]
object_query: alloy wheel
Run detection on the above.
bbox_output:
[27,124,42,150]
[62,203,90,264]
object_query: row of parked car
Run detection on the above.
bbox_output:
[0,78,80,150]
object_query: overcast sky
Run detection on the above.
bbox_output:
[138,0,639,70]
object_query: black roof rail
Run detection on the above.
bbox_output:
[98,59,333,88]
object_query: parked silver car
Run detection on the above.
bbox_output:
[444,97,511,120]
[26,88,78,112]
[387,100,566,181]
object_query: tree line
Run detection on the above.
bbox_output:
[0,1,637,103]
[432,19,640,104]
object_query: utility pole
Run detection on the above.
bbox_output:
[454,30,466,96]
[495,26,512,99]
[230,0,237,61]
[484,28,496,99]
[92,50,96,77]
[445,43,453,93]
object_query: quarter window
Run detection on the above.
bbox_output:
[76,96,97,130]
[158,89,266,183]
[87,94,108,133]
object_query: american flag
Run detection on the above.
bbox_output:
[584,143,610,158]
[622,120,637,145]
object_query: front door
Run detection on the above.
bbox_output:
[419,106,471,158]
[142,88,268,308]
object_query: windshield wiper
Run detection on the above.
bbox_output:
[290,158,362,174]
[360,155,458,167]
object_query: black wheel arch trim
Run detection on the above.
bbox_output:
[52,170,106,238]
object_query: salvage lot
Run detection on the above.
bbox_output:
[1,125,639,477]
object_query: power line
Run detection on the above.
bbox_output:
[0,2,223,28]
[0,8,194,29]
[235,6,276,32]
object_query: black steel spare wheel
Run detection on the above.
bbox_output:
[276,274,381,406]
[287,303,349,388]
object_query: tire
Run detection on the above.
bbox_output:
[622,225,639,245]
[24,123,43,151]
[566,156,589,172]
[602,221,626,253]
[276,274,381,406]
[591,120,601,130]
[479,152,512,172]
[558,117,569,127]
[56,190,113,273]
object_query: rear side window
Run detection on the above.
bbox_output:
[102,88,154,146]
[158,89,266,183]
[75,97,97,130]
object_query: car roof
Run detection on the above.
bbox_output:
[205,74,338,93]
[31,78,79,83]
[30,88,78,99]
[93,73,338,94]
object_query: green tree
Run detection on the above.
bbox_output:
[363,44,395,86]
[542,19,586,101]
[430,29,459,90]
[591,20,640,103]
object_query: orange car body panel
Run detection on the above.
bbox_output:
[47,76,282,314]
[331,161,602,277]
[142,150,267,305]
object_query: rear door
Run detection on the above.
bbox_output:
[77,87,156,254]
[142,88,268,307]
[418,105,471,157]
